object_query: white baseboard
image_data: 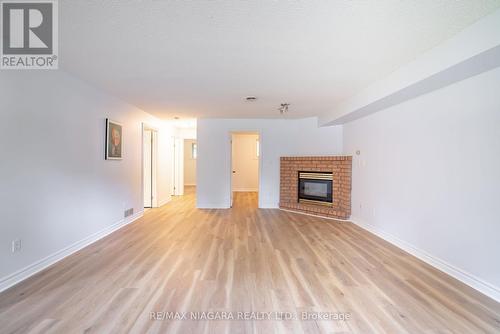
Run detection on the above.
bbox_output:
[232,188,258,192]
[259,202,279,209]
[279,208,351,222]
[350,216,500,303]
[158,197,171,207]
[0,211,144,293]
[197,203,230,209]
[196,201,276,209]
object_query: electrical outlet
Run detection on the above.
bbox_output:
[11,239,21,253]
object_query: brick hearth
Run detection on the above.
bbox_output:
[279,156,352,219]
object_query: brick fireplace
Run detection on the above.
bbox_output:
[279,156,352,219]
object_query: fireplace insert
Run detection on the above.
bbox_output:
[298,171,333,206]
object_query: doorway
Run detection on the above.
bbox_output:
[143,125,158,208]
[230,132,260,207]
[172,137,184,196]
[184,139,197,195]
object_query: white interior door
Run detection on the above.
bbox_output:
[143,130,152,208]
[173,138,184,196]
[230,135,234,207]
[151,130,158,207]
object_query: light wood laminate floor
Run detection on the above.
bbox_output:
[1,188,499,333]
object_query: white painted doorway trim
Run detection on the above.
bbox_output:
[172,137,184,196]
[142,123,159,208]
[228,130,262,208]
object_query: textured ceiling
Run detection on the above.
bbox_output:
[59,0,500,119]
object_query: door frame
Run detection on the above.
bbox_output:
[229,130,262,208]
[142,123,159,208]
[172,137,184,196]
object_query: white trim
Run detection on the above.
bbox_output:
[350,216,500,303]
[172,137,185,196]
[279,208,351,222]
[259,202,279,209]
[158,197,172,207]
[197,202,230,209]
[142,123,159,208]
[0,211,143,293]
[228,130,263,208]
[232,188,259,192]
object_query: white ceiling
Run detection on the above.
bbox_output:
[60,0,500,120]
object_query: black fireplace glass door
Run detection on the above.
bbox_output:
[298,178,332,202]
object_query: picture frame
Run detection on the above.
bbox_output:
[105,119,123,160]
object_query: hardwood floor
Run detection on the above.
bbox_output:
[1,187,499,333]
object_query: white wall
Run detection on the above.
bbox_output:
[172,138,184,195]
[197,117,342,208]
[0,70,174,290]
[177,127,197,140]
[231,134,259,192]
[158,130,175,205]
[343,66,500,300]
[183,139,197,186]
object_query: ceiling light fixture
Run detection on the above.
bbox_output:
[278,103,290,115]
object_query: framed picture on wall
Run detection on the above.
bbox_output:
[105,119,123,160]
